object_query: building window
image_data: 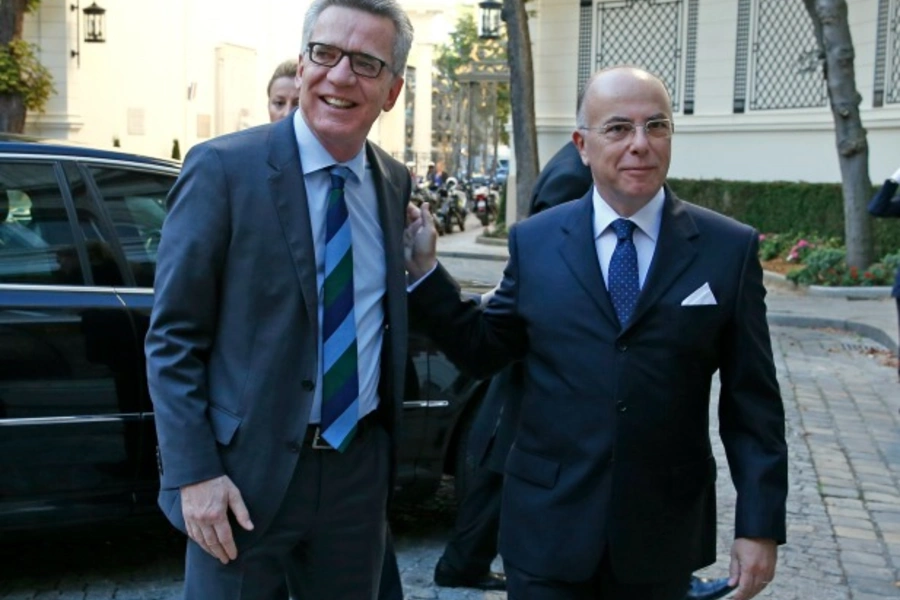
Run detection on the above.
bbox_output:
[873,0,900,107]
[584,0,695,114]
[738,0,827,112]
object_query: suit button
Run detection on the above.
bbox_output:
[301,379,315,391]
[616,342,628,352]
[616,401,627,413]
[286,441,301,453]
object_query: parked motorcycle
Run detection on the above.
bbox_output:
[437,178,468,234]
[473,182,499,226]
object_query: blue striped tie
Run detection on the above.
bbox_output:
[608,218,640,327]
[320,165,359,451]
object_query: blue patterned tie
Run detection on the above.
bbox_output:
[320,166,359,451]
[608,218,640,328]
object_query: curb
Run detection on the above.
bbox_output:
[762,269,892,299]
[436,249,508,262]
[767,314,898,356]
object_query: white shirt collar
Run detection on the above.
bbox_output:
[592,187,666,241]
[293,110,366,181]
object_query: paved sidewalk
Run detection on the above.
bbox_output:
[436,223,899,357]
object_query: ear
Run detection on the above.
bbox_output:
[381,76,405,112]
[572,130,589,166]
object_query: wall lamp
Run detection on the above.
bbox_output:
[70,2,107,67]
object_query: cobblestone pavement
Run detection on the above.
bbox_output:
[1,325,898,599]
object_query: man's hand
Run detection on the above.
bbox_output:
[181,475,254,564]
[404,201,438,282]
[728,537,777,599]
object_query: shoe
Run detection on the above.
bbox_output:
[685,575,734,600]
[433,557,507,591]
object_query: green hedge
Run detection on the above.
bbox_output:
[668,178,900,258]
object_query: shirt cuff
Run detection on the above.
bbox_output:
[407,263,438,292]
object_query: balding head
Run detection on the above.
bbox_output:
[577,67,672,128]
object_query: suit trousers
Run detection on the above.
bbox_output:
[504,552,691,600]
[439,461,503,576]
[183,421,391,600]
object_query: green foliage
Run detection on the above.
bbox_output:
[434,14,511,145]
[758,232,791,261]
[0,39,54,112]
[669,178,900,258]
[26,0,42,12]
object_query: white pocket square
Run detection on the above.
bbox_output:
[681,283,717,306]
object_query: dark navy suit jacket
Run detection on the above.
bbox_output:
[411,189,788,584]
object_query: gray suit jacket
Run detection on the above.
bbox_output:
[145,115,411,542]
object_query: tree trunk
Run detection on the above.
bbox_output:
[0,94,25,131]
[0,0,29,134]
[803,0,873,269]
[503,0,538,223]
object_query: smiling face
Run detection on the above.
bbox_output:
[268,76,300,123]
[298,5,404,162]
[573,68,672,217]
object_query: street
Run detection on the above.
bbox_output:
[2,222,899,600]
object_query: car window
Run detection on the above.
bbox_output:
[0,161,84,285]
[87,166,175,288]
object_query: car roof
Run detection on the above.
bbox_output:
[0,134,181,170]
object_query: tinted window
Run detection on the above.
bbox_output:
[0,161,84,285]
[88,167,174,288]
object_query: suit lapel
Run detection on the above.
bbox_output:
[367,143,404,303]
[266,117,319,337]
[624,188,699,334]
[558,193,619,330]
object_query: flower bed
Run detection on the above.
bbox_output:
[758,233,899,287]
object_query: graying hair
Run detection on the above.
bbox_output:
[301,0,414,76]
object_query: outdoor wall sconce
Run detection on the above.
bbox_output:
[478,0,502,40]
[70,1,107,67]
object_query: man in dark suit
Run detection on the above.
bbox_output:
[145,1,414,597]
[407,66,787,600]
[867,165,900,379]
[436,139,734,600]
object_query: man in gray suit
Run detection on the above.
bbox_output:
[145,0,414,598]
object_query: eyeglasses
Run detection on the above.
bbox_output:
[579,119,674,143]
[306,42,390,79]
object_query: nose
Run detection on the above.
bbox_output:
[627,126,651,152]
[327,54,357,83]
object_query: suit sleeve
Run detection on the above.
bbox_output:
[717,230,788,544]
[867,180,900,218]
[408,226,527,379]
[145,143,232,490]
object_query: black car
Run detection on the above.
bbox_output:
[0,136,487,532]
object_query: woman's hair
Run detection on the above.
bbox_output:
[267,59,299,96]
